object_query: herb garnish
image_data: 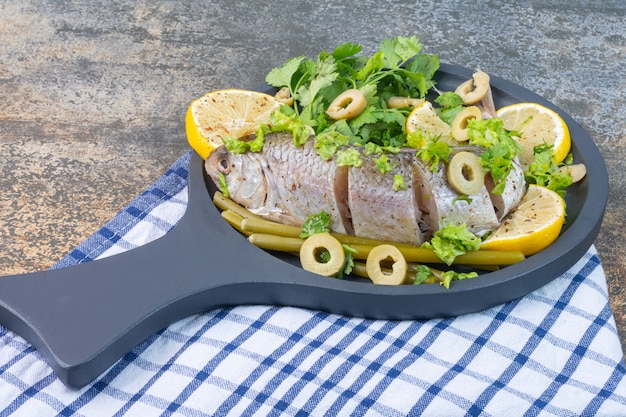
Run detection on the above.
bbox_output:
[467,118,522,195]
[265,36,440,154]
[421,222,481,265]
[525,144,573,197]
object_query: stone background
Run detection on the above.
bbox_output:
[1,1,625,353]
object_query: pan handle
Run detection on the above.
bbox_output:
[0,153,236,388]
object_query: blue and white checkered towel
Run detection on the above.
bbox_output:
[2,152,625,416]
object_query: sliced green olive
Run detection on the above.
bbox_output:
[556,163,587,183]
[365,244,408,285]
[274,86,294,106]
[300,233,345,277]
[326,89,367,120]
[451,106,483,142]
[447,151,485,196]
[455,70,490,105]
[387,96,425,109]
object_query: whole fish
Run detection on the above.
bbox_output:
[205,133,525,245]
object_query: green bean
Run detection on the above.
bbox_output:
[248,233,304,253]
[447,250,525,266]
[220,210,249,235]
[241,215,415,249]
[241,217,302,238]
[246,233,524,267]
[213,191,263,221]
[331,233,416,248]
[217,191,526,267]
[351,261,369,279]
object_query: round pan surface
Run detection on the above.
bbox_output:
[0,64,608,388]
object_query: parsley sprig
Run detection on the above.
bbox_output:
[265,36,440,152]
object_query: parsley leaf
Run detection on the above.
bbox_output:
[440,270,479,289]
[373,154,395,174]
[336,148,363,167]
[393,174,407,191]
[337,244,358,279]
[265,35,440,166]
[300,211,331,238]
[422,223,481,265]
[467,118,522,194]
[217,172,229,198]
[525,143,573,197]
[414,265,433,285]
[415,135,451,171]
[435,92,464,125]
[265,56,306,93]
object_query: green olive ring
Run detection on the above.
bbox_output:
[557,163,587,183]
[326,89,367,120]
[387,96,425,109]
[300,233,346,277]
[274,86,294,106]
[366,244,408,285]
[451,106,483,142]
[447,151,485,196]
[455,70,490,105]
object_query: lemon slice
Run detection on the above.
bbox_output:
[480,184,565,256]
[405,100,452,143]
[496,102,571,167]
[186,89,281,159]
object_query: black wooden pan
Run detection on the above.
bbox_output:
[0,64,608,388]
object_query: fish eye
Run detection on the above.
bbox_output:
[218,155,230,173]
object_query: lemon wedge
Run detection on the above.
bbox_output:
[186,89,281,159]
[480,184,565,256]
[496,102,571,167]
[405,100,452,143]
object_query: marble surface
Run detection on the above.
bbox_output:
[1,1,624,354]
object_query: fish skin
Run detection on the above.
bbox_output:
[348,152,424,245]
[206,133,347,233]
[486,158,526,221]
[205,133,526,244]
[413,158,500,238]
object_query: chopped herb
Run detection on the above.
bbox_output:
[414,265,433,285]
[422,222,481,265]
[467,118,522,194]
[364,142,384,156]
[393,174,407,191]
[314,129,351,160]
[300,211,331,238]
[338,244,357,279]
[270,106,314,146]
[434,91,465,125]
[217,172,229,198]
[453,195,473,204]
[413,264,478,288]
[336,148,363,167]
[223,136,249,154]
[373,154,395,174]
[415,135,451,171]
[440,270,479,289]
[524,143,573,197]
[222,125,269,153]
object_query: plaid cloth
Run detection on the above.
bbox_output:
[1,152,625,416]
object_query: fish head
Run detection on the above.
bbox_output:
[205,146,268,209]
